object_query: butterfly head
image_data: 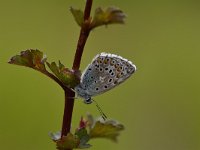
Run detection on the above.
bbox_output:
[84,97,93,104]
[74,84,93,104]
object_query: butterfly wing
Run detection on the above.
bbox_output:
[80,52,136,97]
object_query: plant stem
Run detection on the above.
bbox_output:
[43,70,66,90]
[72,0,93,70]
[61,0,93,140]
[61,88,75,137]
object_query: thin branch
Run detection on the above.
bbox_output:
[83,0,93,20]
[72,0,93,70]
[61,89,75,137]
[61,0,93,140]
[41,70,66,90]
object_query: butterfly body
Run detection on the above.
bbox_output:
[74,52,136,104]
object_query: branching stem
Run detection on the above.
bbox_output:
[72,0,93,70]
[61,0,93,145]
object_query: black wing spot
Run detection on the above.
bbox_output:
[109,78,113,82]
[104,85,108,89]
[105,67,108,71]
[95,88,99,91]
[109,69,112,73]
[88,68,92,71]
[116,63,120,67]
[99,67,103,72]
[95,64,100,68]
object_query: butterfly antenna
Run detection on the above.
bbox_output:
[92,99,107,120]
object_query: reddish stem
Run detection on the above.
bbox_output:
[72,0,93,70]
[61,0,93,141]
[61,89,75,137]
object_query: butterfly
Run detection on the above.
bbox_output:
[75,52,136,104]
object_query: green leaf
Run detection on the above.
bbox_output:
[88,114,125,142]
[70,7,84,27]
[75,128,88,140]
[8,49,47,71]
[75,128,91,149]
[46,61,79,88]
[51,124,91,149]
[9,49,79,89]
[51,130,91,149]
[56,133,80,150]
[90,7,126,30]
[50,115,124,149]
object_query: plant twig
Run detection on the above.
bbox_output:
[61,0,93,141]
[42,70,66,90]
[72,0,93,70]
[61,88,75,137]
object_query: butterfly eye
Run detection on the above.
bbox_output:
[84,98,92,104]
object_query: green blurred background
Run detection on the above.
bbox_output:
[0,0,200,150]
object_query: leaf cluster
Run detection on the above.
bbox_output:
[9,49,80,89]
[50,114,124,149]
[70,6,126,30]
